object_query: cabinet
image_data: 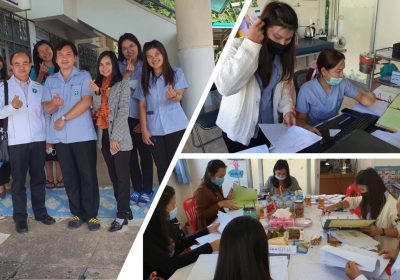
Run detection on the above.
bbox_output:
[319,172,356,195]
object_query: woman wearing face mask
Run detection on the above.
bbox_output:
[194,160,239,229]
[215,2,298,153]
[143,185,220,279]
[262,159,301,195]
[323,168,400,251]
[297,49,375,134]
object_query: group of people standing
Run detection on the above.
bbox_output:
[0,32,189,233]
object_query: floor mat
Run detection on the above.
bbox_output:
[0,186,158,219]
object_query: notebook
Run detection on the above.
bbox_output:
[376,95,400,131]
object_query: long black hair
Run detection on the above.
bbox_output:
[355,168,386,220]
[0,55,7,80]
[32,40,59,78]
[94,51,122,88]
[117,33,142,63]
[214,216,272,280]
[141,40,175,95]
[271,159,292,189]
[144,185,176,252]
[203,160,227,189]
[257,1,298,87]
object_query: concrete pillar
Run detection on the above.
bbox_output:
[174,0,215,119]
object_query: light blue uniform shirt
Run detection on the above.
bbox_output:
[254,55,281,138]
[119,59,142,119]
[134,67,189,136]
[296,78,359,125]
[42,67,97,143]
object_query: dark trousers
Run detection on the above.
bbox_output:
[9,141,47,222]
[101,130,131,219]
[150,129,184,184]
[222,130,270,153]
[55,140,99,221]
[128,118,153,194]
[0,161,11,185]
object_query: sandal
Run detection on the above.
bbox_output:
[56,178,64,188]
[0,185,5,199]
[45,179,56,189]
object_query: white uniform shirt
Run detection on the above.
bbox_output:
[0,76,46,145]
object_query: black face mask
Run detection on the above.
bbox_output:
[266,37,289,55]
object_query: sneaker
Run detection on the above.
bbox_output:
[139,192,152,204]
[130,192,141,204]
[68,216,84,229]
[87,218,101,231]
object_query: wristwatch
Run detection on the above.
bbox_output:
[61,115,67,121]
[381,228,385,236]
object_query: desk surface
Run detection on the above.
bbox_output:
[170,205,388,280]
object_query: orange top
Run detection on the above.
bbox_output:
[95,77,111,129]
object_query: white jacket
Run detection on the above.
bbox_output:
[215,38,294,146]
[0,76,46,145]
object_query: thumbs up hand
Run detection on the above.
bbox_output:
[12,95,23,109]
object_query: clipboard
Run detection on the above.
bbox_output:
[323,219,376,230]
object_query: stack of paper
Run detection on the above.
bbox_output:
[320,244,389,278]
[187,254,289,280]
[329,230,379,249]
[259,124,322,153]
[233,185,258,208]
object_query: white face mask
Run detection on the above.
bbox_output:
[275,175,287,181]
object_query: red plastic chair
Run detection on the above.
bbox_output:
[345,183,362,217]
[182,196,197,233]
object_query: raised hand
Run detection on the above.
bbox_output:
[165,84,177,100]
[89,79,100,94]
[246,19,265,44]
[52,93,64,107]
[39,62,49,75]
[12,95,23,109]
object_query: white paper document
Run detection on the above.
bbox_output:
[187,254,288,280]
[329,230,379,249]
[352,100,389,116]
[371,130,400,149]
[320,244,390,277]
[195,232,221,246]
[259,124,322,153]
[238,144,270,153]
[373,85,400,103]
[217,210,243,233]
[329,129,341,137]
